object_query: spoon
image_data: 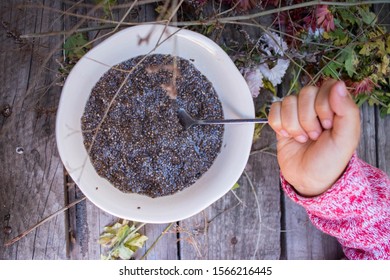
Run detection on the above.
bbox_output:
[178,108,268,130]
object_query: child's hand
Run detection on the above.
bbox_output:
[269,79,361,197]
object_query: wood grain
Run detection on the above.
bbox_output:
[180,126,281,260]
[1,0,388,260]
[357,104,377,166]
[0,0,66,259]
[375,3,390,175]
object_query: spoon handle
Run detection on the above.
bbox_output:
[200,118,268,125]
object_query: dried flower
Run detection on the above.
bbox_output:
[244,68,264,98]
[258,59,290,87]
[316,5,335,32]
[260,32,288,56]
[241,32,290,89]
[347,78,377,96]
[308,27,324,39]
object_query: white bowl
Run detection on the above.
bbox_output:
[56,24,254,223]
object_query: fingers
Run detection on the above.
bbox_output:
[269,95,308,143]
[315,79,338,129]
[328,81,361,148]
[269,79,360,144]
[298,86,322,140]
[269,86,322,143]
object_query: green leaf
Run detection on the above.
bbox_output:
[231,182,240,190]
[95,0,117,17]
[63,33,91,62]
[343,47,358,77]
[99,220,147,260]
[323,61,340,79]
[326,28,349,46]
[381,55,390,75]
[357,6,377,26]
[125,233,148,251]
[117,245,134,260]
[359,43,372,56]
[386,34,390,53]
[98,233,115,246]
[263,79,276,95]
[337,8,357,26]
[355,94,369,107]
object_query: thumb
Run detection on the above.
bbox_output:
[329,81,361,149]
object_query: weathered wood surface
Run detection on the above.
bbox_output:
[0,1,389,260]
[180,127,281,260]
[0,0,66,259]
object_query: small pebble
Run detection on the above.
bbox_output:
[1,104,12,117]
[3,226,12,235]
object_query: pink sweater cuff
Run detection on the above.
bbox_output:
[281,153,372,220]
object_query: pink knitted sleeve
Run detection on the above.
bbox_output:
[281,154,390,260]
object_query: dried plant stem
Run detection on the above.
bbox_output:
[61,0,160,10]
[250,142,277,157]
[310,13,380,84]
[4,196,86,246]
[173,0,390,26]
[77,0,140,50]
[252,21,314,81]
[7,3,103,135]
[230,189,245,206]
[20,0,389,39]
[21,24,118,39]
[244,170,262,260]
[139,222,175,260]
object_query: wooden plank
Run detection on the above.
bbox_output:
[377,113,390,174]
[0,0,66,259]
[180,126,281,260]
[374,4,390,175]
[65,1,179,260]
[282,197,344,259]
[357,104,377,166]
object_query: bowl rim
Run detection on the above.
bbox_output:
[56,24,254,223]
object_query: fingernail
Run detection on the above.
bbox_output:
[280,130,290,137]
[322,119,332,129]
[308,131,320,140]
[337,81,347,97]
[295,135,308,143]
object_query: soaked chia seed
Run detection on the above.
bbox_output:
[81,54,224,198]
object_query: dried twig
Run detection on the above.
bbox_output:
[20,24,118,38]
[139,222,175,260]
[4,196,86,246]
[244,170,262,260]
[250,142,277,157]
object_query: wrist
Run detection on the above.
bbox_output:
[286,154,355,197]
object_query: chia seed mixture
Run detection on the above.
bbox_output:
[81,54,224,198]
